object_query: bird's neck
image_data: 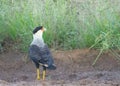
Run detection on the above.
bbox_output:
[31,31,45,47]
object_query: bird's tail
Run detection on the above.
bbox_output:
[47,64,56,70]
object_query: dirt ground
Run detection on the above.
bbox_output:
[0,48,120,86]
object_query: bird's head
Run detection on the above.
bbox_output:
[32,26,46,39]
[33,26,46,34]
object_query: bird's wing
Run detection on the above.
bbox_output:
[29,45,42,60]
[29,44,54,63]
[29,44,56,69]
[40,45,56,70]
[39,44,54,65]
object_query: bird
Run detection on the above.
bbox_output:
[29,26,56,80]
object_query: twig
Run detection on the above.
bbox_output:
[92,49,103,66]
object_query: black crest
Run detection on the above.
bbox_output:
[33,26,43,34]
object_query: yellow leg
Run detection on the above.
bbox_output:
[37,68,40,80]
[42,70,46,80]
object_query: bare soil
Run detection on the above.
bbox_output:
[0,49,120,86]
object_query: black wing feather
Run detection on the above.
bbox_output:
[29,45,42,61]
[29,44,55,68]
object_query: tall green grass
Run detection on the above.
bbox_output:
[0,0,120,56]
[79,0,120,65]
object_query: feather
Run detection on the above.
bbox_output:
[29,44,56,70]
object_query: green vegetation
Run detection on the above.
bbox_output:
[0,0,120,64]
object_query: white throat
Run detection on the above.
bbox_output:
[31,30,45,47]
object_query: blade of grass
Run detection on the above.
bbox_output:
[92,49,103,66]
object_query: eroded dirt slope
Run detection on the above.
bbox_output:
[0,49,120,86]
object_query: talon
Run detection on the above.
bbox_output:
[37,77,40,80]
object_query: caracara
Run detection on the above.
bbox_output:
[29,26,56,80]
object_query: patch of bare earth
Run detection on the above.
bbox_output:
[0,49,120,86]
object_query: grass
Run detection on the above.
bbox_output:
[0,0,120,64]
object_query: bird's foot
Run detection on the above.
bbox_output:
[37,76,40,80]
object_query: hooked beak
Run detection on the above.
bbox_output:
[44,28,47,31]
[41,27,47,32]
